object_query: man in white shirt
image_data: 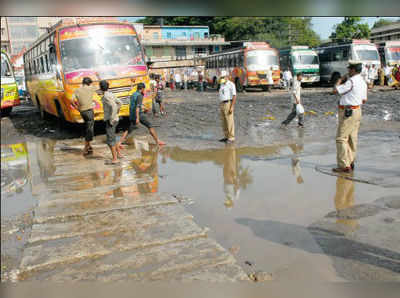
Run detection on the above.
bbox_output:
[174,72,182,90]
[218,70,237,143]
[281,72,304,127]
[384,65,393,85]
[283,69,293,90]
[332,62,367,173]
[368,64,377,89]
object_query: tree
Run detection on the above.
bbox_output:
[330,17,370,40]
[372,19,395,29]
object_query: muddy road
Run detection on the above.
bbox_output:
[1,87,400,282]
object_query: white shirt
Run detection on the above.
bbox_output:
[267,69,273,84]
[174,73,181,83]
[385,66,393,76]
[219,80,236,102]
[336,74,367,106]
[283,70,292,81]
[368,67,376,80]
[291,78,301,104]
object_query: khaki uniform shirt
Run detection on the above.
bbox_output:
[73,85,96,112]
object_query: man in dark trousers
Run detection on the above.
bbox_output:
[72,77,96,155]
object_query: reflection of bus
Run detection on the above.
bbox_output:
[23,17,152,123]
[279,46,320,84]
[377,41,400,67]
[316,39,381,84]
[1,50,20,116]
[1,143,29,195]
[205,41,280,91]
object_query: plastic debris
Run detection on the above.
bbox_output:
[324,111,335,116]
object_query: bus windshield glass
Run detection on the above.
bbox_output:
[387,47,400,61]
[292,53,319,65]
[60,35,144,74]
[354,45,379,61]
[246,50,278,70]
[1,54,12,77]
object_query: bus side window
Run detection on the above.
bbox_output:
[40,56,45,73]
[239,54,244,66]
[45,54,49,73]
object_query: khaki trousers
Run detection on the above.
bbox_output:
[220,101,235,140]
[336,108,361,168]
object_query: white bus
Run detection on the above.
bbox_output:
[377,41,400,67]
[316,39,380,84]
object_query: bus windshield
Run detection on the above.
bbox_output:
[60,35,145,74]
[292,53,319,65]
[355,46,379,61]
[387,47,400,61]
[1,54,13,77]
[246,50,278,70]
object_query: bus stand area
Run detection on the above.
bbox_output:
[1,17,400,284]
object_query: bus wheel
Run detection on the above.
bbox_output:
[37,99,48,120]
[55,101,68,129]
[261,85,270,92]
[236,79,243,92]
[1,107,12,117]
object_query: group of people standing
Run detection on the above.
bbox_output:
[72,77,165,165]
[218,61,369,174]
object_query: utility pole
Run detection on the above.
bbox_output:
[5,17,12,54]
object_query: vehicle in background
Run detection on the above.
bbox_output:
[14,72,27,99]
[1,50,20,116]
[377,40,400,67]
[316,39,381,84]
[23,17,152,123]
[279,46,320,84]
[205,41,280,92]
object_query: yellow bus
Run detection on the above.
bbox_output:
[1,50,20,116]
[23,17,152,123]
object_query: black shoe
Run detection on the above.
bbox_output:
[350,162,355,170]
[219,138,228,142]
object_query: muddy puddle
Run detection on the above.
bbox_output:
[1,127,399,281]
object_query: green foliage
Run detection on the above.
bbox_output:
[330,17,371,40]
[138,17,321,48]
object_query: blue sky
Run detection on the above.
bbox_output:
[119,17,399,40]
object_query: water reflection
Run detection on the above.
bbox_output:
[288,128,304,184]
[1,143,29,196]
[333,177,359,232]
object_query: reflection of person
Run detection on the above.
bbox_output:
[223,145,240,209]
[332,62,367,173]
[334,177,359,231]
[281,72,304,128]
[100,80,122,164]
[218,70,237,143]
[131,145,159,194]
[72,77,96,155]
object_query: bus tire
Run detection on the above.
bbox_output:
[55,100,68,129]
[331,73,341,85]
[1,107,12,117]
[235,79,243,92]
[261,85,269,92]
[36,97,48,120]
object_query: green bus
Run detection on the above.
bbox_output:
[1,50,20,116]
[279,46,320,84]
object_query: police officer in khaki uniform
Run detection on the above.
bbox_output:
[218,70,237,143]
[332,62,367,173]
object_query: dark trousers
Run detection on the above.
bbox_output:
[80,109,94,142]
[282,104,304,126]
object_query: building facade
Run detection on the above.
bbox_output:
[371,22,400,46]
[140,25,229,62]
[1,17,61,55]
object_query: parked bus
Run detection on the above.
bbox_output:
[1,50,20,116]
[279,46,320,84]
[205,41,280,92]
[23,17,152,123]
[377,41,400,67]
[316,39,381,84]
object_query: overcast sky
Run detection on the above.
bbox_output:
[118,17,400,40]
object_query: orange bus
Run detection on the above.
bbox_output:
[23,17,152,123]
[205,41,280,91]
